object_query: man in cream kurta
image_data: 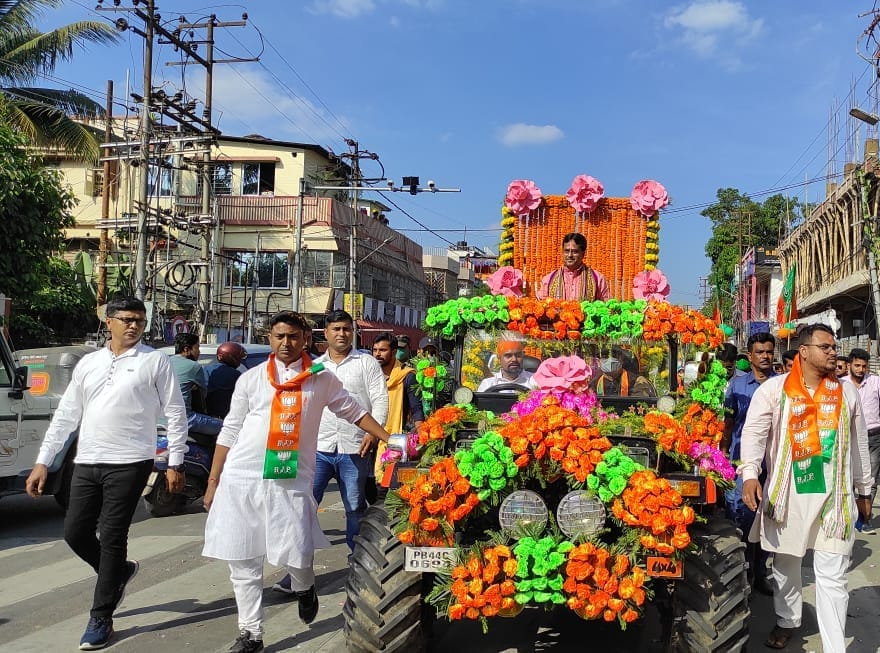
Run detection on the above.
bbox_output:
[202,312,391,653]
[739,324,872,651]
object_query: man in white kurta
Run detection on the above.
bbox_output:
[739,324,872,651]
[202,312,391,653]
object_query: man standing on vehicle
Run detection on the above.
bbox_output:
[170,332,223,437]
[477,337,538,392]
[203,311,392,652]
[739,324,872,651]
[843,347,880,534]
[721,331,777,596]
[536,232,611,301]
[25,296,188,650]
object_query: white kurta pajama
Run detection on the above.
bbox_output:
[203,357,367,639]
[738,374,872,651]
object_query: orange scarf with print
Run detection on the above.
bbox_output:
[263,352,324,479]
[783,354,842,462]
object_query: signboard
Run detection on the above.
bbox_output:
[343,293,364,320]
[755,247,780,266]
[404,547,456,572]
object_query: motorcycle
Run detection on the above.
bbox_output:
[142,432,213,517]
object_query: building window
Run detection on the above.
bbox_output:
[241,162,276,195]
[213,163,232,195]
[86,168,104,197]
[302,250,347,288]
[226,251,289,289]
[148,156,174,197]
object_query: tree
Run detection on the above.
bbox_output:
[0,120,84,342]
[702,188,807,318]
[1,0,120,160]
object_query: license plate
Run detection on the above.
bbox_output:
[404,546,456,572]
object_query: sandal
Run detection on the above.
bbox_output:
[764,626,794,649]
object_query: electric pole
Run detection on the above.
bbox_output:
[97,79,114,306]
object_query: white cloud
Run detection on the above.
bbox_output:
[498,123,564,147]
[664,1,763,57]
[309,0,376,19]
[189,68,348,145]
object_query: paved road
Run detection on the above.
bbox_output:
[2,490,879,652]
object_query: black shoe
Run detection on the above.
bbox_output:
[296,585,319,624]
[754,575,774,596]
[228,630,263,653]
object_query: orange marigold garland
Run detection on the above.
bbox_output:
[563,542,649,627]
[445,544,520,622]
[506,296,584,340]
[642,300,724,349]
[393,457,481,546]
[610,469,695,556]
[681,403,724,448]
[498,396,612,484]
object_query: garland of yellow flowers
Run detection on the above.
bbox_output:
[644,218,660,271]
[498,206,516,266]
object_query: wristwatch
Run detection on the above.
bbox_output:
[168,464,187,473]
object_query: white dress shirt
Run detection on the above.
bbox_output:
[315,348,388,454]
[36,342,188,467]
[477,370,538,392]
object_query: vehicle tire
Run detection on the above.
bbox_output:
[667,517,750,653]
[343,504,428,653]
[144,478,184,518]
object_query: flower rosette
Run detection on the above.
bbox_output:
[486,266,525,298]
[580,299,646,339]
[632,269,670,303]
[644,410,695,455]
[688,441,736,486]
[454,431,519,502]
[586,447,643,504]
[506,296,584,340]
[392,457,481,546]
[629,179,669,218]
[417,405,467,446]
[425,296,510,339]
[504,179,543,217]
[445,544,520,621]
[532,354,591,392]
[563,542,648,626]
[681,403,724,448]
[611,469,695,556]
[513,536,573,606]
[565,174,604,213]
[641,301,724,348]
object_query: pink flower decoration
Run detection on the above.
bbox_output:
[532,355,592,392]
[630,179,669,217]
[565,174,604,213]
[486,266,525,297]
[632,269,670,302]
[504,179,543,216]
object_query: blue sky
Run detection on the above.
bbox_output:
[39,1,876,304]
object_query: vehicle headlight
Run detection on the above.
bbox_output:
[453,386,474,405]
[656,394,677,414]
[499,490,548,535]
[556,490,606,538]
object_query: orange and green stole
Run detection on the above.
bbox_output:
[765,354,852,539]
[547,265,597,300]
[264,353,325,479]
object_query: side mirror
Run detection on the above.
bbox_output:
[8,365,28,400]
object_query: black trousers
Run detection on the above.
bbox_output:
[63,460,153,617]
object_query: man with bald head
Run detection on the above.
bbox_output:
[477,339,538,392]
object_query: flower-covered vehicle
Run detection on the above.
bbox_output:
[342,178,750,653]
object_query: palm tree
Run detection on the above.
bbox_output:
[1,0,120,160]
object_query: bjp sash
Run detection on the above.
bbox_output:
[264,353,325,479]
[783,355,842,494]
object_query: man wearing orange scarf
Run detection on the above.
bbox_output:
[371,332,424,476]
[202,312,392,652]
[739,324,872,651]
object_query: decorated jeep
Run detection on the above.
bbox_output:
[342,178,750,653]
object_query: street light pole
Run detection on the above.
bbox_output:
[134,0,155,300]
[291,177,305,312]
[350,148,360,350]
